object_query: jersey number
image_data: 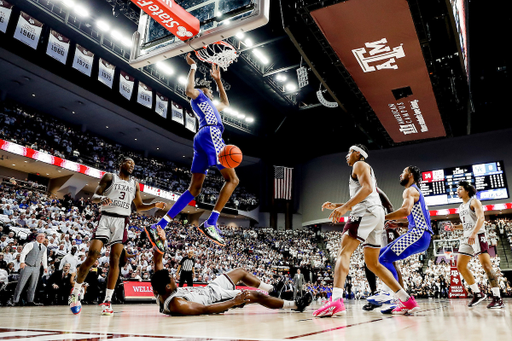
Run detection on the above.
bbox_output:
[119,191,126,200]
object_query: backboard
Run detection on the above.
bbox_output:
[433,238,460,259]
[129,0,270,69]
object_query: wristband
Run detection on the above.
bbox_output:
[190,64,197,70]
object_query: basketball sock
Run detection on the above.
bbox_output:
[258,282,273,293]
[72,282,83,296]
[364,264,377,294]
[104,289,114,302]
[395,289,410,302]
[491,287,500,297]
[207,210,220,226]
[156,190,195,229]
[282,300,298,309]
[469,283,480,293]
[332,287,344,301]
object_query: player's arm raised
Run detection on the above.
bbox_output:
[211,64,230,112]
[385,187,416,221]
[91,173,113,205]
[185,53,200,99]
[329,162,372,222]
[133,181,167,212]
[168,291,249,316]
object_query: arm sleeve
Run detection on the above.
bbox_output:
[19,243,34,263]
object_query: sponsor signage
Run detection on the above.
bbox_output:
[310,0,446,142]
[131,0,200,41]
[448,260,467,298]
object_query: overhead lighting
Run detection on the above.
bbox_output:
[252,49,269,64]
[238,113,246,119]
[96,20,110,32]
[236,32,245,39]
[32,93,35,97]
[111,30,123,41]
[231,110,239,117]
[178,76,187,85]
[276,74,287,82]
[106,126,109,128]
[245,117,254,123]
[244,38,253,47]
[12,164,15,166]
[74,5,89,18]
[223,20,231,26]
[224,107,233,114]
[286,83,297,91]
[122,37,132,48]
[134,138,138,141]
[156,62,174,75]
[212,99,220,105]
[61,0,75,7]
[156,147,160,150]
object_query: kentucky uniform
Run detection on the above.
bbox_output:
[379,184,432,281]
[156,274,240,315]
[343,162,385,248]
[190,90,226,174]
[92,174,136,246]
[458,197,489,257]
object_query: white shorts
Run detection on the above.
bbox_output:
[343,206,384,248]
[208,274,241,303]
[459,233,489,257]
[92,214,129,246]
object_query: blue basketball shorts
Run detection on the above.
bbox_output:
[191,126,226,174]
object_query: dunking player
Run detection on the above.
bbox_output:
[313,145,419,317]
[148,54,238,248]
[367,166,432,314]
[445,181,504,309]
[69,155,166,315]
[149,227,312,315]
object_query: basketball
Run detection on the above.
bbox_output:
[219,145,243,168]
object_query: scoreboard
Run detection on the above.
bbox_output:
[420,161,509,206]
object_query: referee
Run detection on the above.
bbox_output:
[177,250,195,287]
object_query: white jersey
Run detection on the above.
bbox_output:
[100,173,137,216]
[458,197,483,238]
[349,162,382,217]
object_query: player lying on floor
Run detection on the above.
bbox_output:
[148,227,312,315]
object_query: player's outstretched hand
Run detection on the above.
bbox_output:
[445,223,454,232]
[210,63,221,81]
[321,202,337,211]
[329,206,348,223]
[186,53,196,66]
[385,220,400,229]
[100,197,112,206]
[156,226,166,242]
[233,290,250,306]
[155,202,167,210]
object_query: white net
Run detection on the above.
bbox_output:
[195,42,238,71]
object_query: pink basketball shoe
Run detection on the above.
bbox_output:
[313,298,346,317]
[392,296,420,315]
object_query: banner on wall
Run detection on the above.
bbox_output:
[185,108,196,133]
[171,101,184,125]
[119,71,135,100]
[46,29,70,64]
[72,44,94,76]
[0,1,13,33]
[155,93,168,118]
[13,12,43,49]
[98,58,115,88]
[137,81,153,109]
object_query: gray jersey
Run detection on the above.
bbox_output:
[458,197,483,237]
[100,174,136,216]
[349,162,382,217]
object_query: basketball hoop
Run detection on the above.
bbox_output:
[195,41,238,71]
[444,251,452,261]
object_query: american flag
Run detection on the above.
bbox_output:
[274,166,293,200]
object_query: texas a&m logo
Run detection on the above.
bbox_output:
[352,38,405,73]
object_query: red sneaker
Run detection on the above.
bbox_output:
[392,296,420,315]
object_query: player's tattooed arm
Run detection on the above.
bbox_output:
[91,173,113,205]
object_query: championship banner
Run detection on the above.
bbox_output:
[155,93,168,118]
[171,101,184,125]
[72,44,94,77]
[310,0,446,143]
[98,58,115,88]
[119,71,135,100]
[185,108,196,133]
[0,0,13,33]
[13,12,43,49]
[448,259,467,298]
[46,29,70,64]
[137,81,153,109]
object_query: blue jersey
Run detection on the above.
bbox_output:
[407,184,433,234]
[190,90,224,132]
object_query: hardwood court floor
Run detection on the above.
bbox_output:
[0,298,510,341]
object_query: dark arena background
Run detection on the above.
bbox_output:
[0,0,511,340]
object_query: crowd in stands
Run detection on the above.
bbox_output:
[0,102,258,211]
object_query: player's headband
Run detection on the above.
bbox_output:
[350,145,368,159]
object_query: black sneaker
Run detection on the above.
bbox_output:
[468,292,486,307]
[362,301,381,311]
[145,224,165,254]
[487,296,504,309]
[197,222,226,246]
[294,292,313,312]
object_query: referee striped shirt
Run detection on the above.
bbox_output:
[179,257,195,272]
